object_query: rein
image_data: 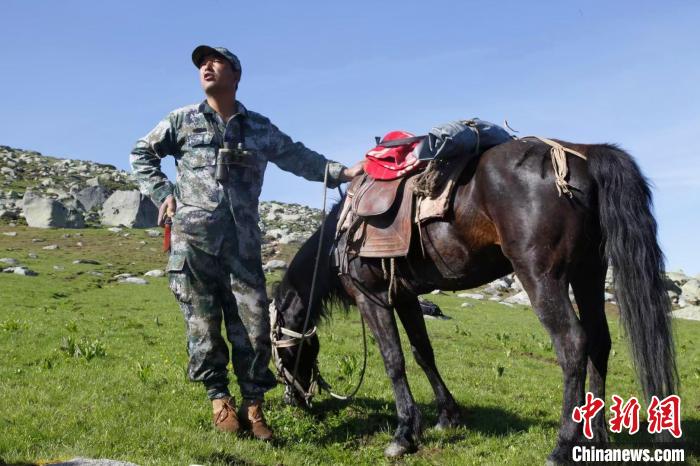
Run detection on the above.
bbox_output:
[269,162,367,405]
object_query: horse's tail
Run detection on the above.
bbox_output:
[586,144,678,401]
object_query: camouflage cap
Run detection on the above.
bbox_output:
[192,45,242,72]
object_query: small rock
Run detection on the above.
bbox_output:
[3,266,38,276]
[42,244,59,250]
[47,457,139,466]
[118,277,148,285]
[0,258,19,265]
[144,269,165,277]
[114,273,134,279]
[145,229,161,237]
[53,265,65,271]
[430,289,443,295]
[31,238,46,242]
[419,298,449,319]
[0,210,19,220]
[483,278,511,295]
[263,259,287,272]
[459,293,484,300]
[460,302,474,308]
[73,259,100,265]
[87,271,104,277]
[27,253,38,259]
[2,231,17,237]
[107,227,123,233]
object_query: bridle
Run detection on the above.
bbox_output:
[269,299,367,407]
[269,299,321,406]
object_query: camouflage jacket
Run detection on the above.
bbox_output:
[130,100,345,213]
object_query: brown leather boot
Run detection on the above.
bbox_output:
[239,399,273,441]
[212,396,239,433]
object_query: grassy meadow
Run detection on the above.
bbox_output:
[0,225,698,465]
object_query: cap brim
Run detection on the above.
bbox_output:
[192,45,223,68]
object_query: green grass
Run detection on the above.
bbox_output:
[1,225,699,465]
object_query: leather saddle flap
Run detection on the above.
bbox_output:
[357,177,414,258]
[352,177,404,217]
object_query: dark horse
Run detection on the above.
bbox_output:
[270,138,677,463]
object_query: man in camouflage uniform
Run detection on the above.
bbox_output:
[130,45,363,440]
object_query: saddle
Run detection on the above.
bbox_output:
[337,152,476,261]
[344,175,415,258]
[336,119,512,261]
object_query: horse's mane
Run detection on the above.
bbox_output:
[273,195,352,324]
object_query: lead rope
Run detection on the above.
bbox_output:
[320,314,368,400]
[523,135,587,197]
[291,163,330,385]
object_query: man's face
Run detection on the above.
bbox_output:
[198,53,240,94]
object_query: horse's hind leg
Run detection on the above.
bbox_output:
[395,294,460,429]
[513,264,587,464]
[354,294,422,458]
[571,258,610,443]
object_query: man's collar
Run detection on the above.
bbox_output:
[198,99,248,117]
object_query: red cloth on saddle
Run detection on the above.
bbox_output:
[364,130,426,180]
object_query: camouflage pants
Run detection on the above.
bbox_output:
[166,203,277,400]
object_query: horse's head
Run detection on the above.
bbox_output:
[269,281,323,408]
[268,197,351,408]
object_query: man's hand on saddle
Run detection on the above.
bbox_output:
[340,160,366,182]
[158,195,177,226]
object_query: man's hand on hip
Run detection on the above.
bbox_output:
[340,160,366,182]
[158,195,177,226]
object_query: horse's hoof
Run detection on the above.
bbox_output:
[384,441,415,458]
[434,412,461,430]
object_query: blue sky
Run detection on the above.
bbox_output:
[0,1,698,274]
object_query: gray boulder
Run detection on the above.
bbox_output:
[75,186,111,211]
[23,194,85,228]
[680,279,700,306]
[101,190,158,228]
[503,291,531,306]
[671,306,700,322]
[666,271,690,286]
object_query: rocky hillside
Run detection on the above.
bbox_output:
[0,145,322,260]
[1,145,699,321]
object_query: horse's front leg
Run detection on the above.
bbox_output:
[355,294,422,458]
